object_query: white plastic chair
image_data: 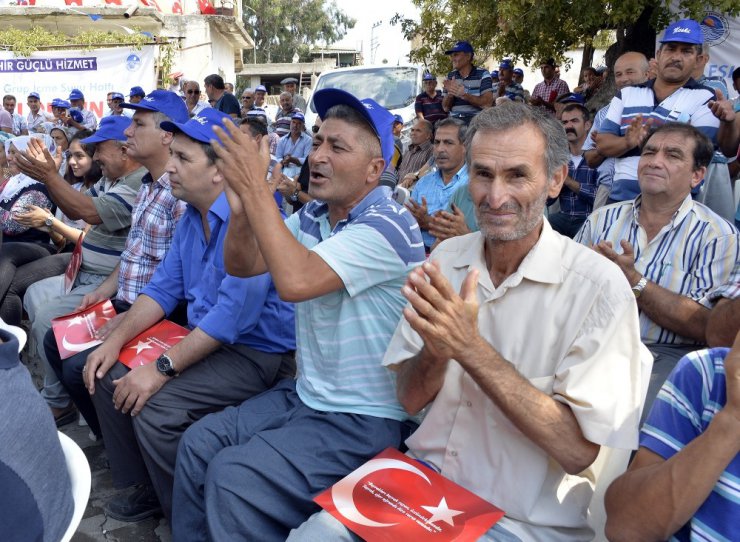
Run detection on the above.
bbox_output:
[58,431,92,542]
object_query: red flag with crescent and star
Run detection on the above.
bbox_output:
[51,299,117,359]
[315,447,504,541]
[118,320,189,368]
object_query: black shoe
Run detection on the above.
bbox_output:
[104,484,162,522]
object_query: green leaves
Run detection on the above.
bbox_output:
[243,0,355,63]
[0,26,152,57]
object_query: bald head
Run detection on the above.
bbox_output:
[614,52,649,90]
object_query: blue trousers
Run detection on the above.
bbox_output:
[172,379,416,542]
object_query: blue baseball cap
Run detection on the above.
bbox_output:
[556,92,586,105]
[312,88,395,168]
[28,92,40,100]
[51,99,71,109]
[393,114,403,125]
[129,86,146,98]
[160,107,232,145]
[445,40,474,55]
[255,84,267,92]
[513,67,524,76]
[422,73,436,81]
[69,109,84,123]
[291,111,305,122]
[80,115,131,144]
[111,92,125,101]
[660,18,703,45]
[491,70,499,78]
[68,89,84,101]
[499,59,513,70]
[121,89,189,124]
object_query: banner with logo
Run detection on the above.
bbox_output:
[663,6,739,99]
[0,46,156,120]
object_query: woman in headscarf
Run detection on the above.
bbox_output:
[0,134,56,324]
[49,126,70,176]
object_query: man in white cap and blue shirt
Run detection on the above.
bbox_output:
[171,88,425,541]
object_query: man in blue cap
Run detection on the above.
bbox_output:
[276,110,312,179]
[442,40,493,124]
[595,18,736,203]
[50,98,71,129]
[104,92,133,118]
[415,72,447,125]
[171,88,425,541]
[129,86,146,104]
[512,67,531,103]
[493,58,525,104]
[16,115,146,426]
[26,92,53,133]
[65,88,98,132]
[83,107,295,524]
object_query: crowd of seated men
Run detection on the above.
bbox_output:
[1,18,739,542]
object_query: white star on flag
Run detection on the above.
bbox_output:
[421,497,464,527]
[131,340,153,354]
[67,316,85,327]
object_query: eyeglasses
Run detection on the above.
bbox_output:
[241,96,254,100]
[312,125,320,134]
[186,90,199,95]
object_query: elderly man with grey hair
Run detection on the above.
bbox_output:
[274,91,301,137]
[289,102,651,541]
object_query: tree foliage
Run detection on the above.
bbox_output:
[243,0,355,64]
[0,26,153,57]
[393,0,740,73]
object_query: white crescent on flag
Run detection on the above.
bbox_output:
[331,457,432,528]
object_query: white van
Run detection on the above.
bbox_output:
[304,64,424,144]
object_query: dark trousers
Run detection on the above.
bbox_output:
[90,343,295,521]
[0,242,59,325]
[45,299,132,438]
[172,379,417,542]
[547,212,587,239]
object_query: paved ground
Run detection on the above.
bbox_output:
[23,326,171,542]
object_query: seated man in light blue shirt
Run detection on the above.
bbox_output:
[171,89,425,541]
[84,108,296,524]
[406,117,469,251]
[275,111,312,178]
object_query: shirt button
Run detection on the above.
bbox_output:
[466,401,472,407]
[450,450,458,457]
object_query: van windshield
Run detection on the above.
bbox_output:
[310,67,419,112]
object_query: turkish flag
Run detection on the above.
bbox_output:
[197,0,216,15]
[315,448,504,541]
[63,232,84,295]
[118,320,188,368]
[51,300,117,359]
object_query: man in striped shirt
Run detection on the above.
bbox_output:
[441,40,493,124]
[575,123,739,418]
[594,19,736,203]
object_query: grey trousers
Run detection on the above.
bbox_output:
[90,342,295,521]
[25,271,106,409]
[643,343,699,422]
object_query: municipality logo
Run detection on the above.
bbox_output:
[126,54,142,72]
[700,12,730,47]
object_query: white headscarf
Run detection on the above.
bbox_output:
[1,134,56,203]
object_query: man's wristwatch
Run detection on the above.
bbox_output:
[155,353,178,377]
[631,276,648,298]
[44,214,54,230]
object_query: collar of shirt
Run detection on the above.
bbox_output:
[639,77,706,92]
[631,193,693,230]
[409,140,432,154]
[429,163,468,186]
[450,220,564,297]
[311,185,390,230]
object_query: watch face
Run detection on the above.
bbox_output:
[156,355,174,376]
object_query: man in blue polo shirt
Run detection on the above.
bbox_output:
[171,88,425,541]
[595,18,736,203]
[84,108,296,523]
[442,40,493,124]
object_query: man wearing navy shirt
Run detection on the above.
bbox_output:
[84,108,296,523]
[415,73,447,125]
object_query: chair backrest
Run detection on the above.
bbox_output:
[58,431,92,542]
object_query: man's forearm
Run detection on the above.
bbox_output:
[101,294,165,351]
[584,149,605,168]
[463,92,493,108]
[442,95,454,112]
[44,174,101,224]
[459,338,599,474]
[394,347,449,415]
[223,210,265,278]
[605,410,740,542]
[165,327,221,374]
[637,281,709,342]
[717,114,739,157]
[596,133,636,158]
[95,264,120,299]
[706,297,740,347]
